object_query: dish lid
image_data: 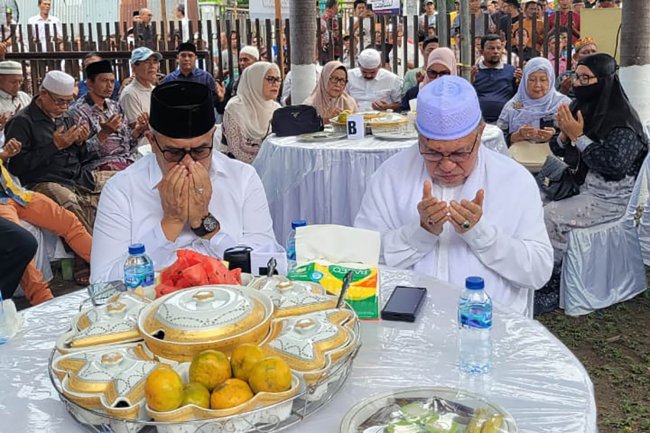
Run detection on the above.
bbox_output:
[262,308,356,371]
[66,293,149,348]
[53,342,159,409]
[140,285,273,343]
[251,277,338,317]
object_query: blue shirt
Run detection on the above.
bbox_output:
[473,63,516,123]
[160,68,216,97]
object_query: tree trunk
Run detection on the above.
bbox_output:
[620,0,650,124]
[289,0,317,105]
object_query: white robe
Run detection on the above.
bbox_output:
[354,144,553,316]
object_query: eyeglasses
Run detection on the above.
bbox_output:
[329,76,348,85]
[571,73,597,85]
[45,91,74,107]
[264,76,282,85]
[419,130,481,163]
[426,69,451,80]
[152,135,213,163]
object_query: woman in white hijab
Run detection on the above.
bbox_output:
[221,62,281,163]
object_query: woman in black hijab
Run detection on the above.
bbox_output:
[535,53,648,315]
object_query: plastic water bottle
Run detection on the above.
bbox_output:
[0,292,10,345]
[458,276,493,374]
[124,243,155,290]
[286,219,307,271]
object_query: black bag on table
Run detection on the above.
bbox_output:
[535,154,581,201]
[271,105,324,137]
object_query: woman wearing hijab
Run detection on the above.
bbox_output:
[221,62,281,163]
[400,47,457,113]
[304,61,357,124]
[536,53,648,314]
[497,57,570,147]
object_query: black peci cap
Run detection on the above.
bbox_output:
[85,60,113,79]
[149,81,216,139]
[177,42,197,54]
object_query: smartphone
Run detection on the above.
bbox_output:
[381,286,427,322]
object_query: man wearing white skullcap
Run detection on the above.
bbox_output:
[215,45,260,114]
[0,61,31,146]
[355,76,553,316]
[5,70,103,233]
[346,48,402,111]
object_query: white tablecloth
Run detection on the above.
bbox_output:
[0,268,596,433]
[253,126,507,244]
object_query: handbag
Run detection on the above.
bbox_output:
[271,105,324,137]
[535,154,581,201]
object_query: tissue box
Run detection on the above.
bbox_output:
[287,262,380,319]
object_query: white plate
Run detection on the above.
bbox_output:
[340,386,517,433]
[298,131,348,142]
[372,130,419,141]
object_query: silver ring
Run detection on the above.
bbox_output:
[195,187,204,195]
[462,220,471,229]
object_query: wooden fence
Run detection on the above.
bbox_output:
[3,12,577,96]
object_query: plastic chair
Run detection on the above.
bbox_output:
[559,150,650,316]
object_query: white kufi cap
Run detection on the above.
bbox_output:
[0,60,23,75]
[42,70,75,96]
[358,48,381,69]
[416,76,482,140]
[240,45,260,61]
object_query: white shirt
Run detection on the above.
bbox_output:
[90,151,283,283]
[27,14,60,52]
[354,144,553,316]
[119,79,153,125]
[346,68,403,111]
[0,89,31,146]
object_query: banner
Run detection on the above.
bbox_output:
[250,0,290,21]
[369,0,401,15]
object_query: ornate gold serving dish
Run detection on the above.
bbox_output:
[56,293,149,353]
[261,309,358,384]
[250,276,338,318]
[52,342,159,421]
[138,285,274,362]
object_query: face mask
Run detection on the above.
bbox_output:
[573,82,600,102]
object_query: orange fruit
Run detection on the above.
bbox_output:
[247,357,292,394]
[230,344,265,382]
[210,378,254,409]
[189,350,231,391]
[145,365,184,412]
[181,382,210,408]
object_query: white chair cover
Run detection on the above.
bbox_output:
[560,146,650,316]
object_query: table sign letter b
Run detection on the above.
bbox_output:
[347,114,365,140]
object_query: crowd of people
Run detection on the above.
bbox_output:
[0,0,646,319]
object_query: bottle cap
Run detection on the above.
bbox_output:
[128,243,145,255]
[465,276,484,290]
[291,219,307,229]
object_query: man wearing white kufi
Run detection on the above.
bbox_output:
[0,61,31,146]
[346,48,402,111]
[355,76,553,316]
[5,70,98,232]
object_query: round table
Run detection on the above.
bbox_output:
[0,268,596,433]
[253,125,508,244]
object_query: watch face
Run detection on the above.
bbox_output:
[203,214,219,232]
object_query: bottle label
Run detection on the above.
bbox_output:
[459,305,492,329]
[125,271,154,289]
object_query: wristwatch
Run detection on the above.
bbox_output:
[192,213,220,237]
